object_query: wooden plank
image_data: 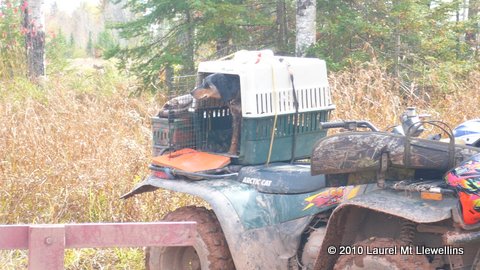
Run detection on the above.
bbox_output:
[0,221,197,269]
[0,225,29,249]
[28,225,65,270]
[65,222,196,248]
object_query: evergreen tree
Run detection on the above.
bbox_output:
[110,0,273,91]
[96,30,118,58]
[312,0,478,91]
[86,31,94,57]
[0,0,27,78]
[46,29,71,72]
[70,33,75,48]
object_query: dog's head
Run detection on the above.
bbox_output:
[191,74,222,100]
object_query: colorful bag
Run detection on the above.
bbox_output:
[445,154,480,225]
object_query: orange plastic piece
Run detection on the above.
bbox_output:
[152,148,231,173]
[420,192,443,201]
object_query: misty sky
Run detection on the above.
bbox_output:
[45,0,99,14]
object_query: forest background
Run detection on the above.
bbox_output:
[1,0,479,268]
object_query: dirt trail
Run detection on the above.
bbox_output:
[68,58,107,71]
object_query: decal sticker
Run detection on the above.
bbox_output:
[303,186,363,211]
[303,187,345,211]
[242,177,272,187]
[346,186,361,200]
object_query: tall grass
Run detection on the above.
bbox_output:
[0,65,202,269]
[329,61,480,131]
[1,60,479,268]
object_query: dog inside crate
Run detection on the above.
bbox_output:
[155,72,241,156]
[192,72,241,155]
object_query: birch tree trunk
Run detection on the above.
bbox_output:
[467,0,479,55]
[184,8,195,75]
[276,0,288,52]
[23,0,46,79]
[295,0,316,56]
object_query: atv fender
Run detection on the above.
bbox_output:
[313,189,456,270]
[123,176,315,270]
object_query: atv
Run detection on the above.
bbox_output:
[310,120,480,269]
[123,50,480,269]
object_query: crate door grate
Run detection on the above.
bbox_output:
[152,75,197,156]
[254,87,332,116]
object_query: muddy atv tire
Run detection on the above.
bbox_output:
[302,227,327,270]
[333,238,432,270]
[145,206,235,270]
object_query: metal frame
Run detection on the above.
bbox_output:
[0,222,196,270]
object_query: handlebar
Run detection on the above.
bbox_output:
[320,121,380,132]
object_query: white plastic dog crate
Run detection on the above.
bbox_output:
[196,50,334,117]
[153,50,335,164]
[193,50,335,164]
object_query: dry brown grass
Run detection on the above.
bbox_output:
[329,61,480,131]
[1,60,479,269]
[0,67,202,269]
